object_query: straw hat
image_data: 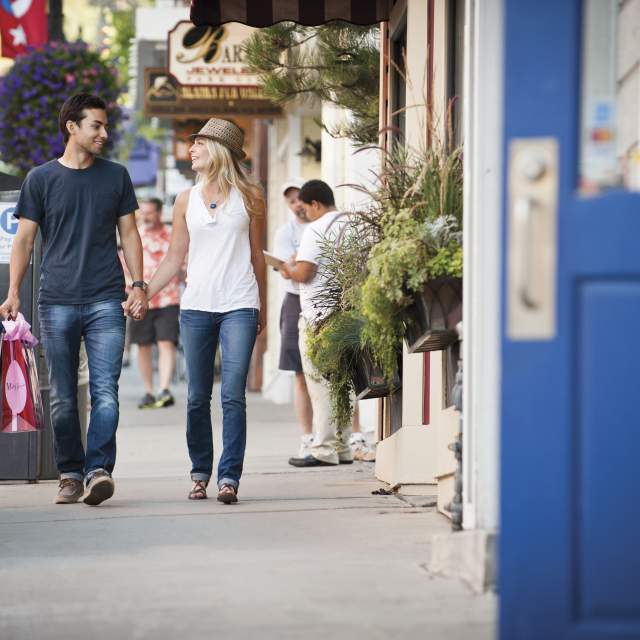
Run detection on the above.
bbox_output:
[189,118,246,160]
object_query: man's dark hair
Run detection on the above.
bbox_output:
[59,93,106,144]
[299,180,335,207]
[144,197,163,213]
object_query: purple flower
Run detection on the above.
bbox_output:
[0,42,125,176]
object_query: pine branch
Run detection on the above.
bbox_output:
[243,21,380,145]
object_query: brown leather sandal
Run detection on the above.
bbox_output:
[188,480,208,500]
[217,484,238,504]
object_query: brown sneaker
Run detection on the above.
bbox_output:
[55,478,84,504]
[83,470,115,506]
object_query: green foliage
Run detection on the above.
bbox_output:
[110,10,135,89]
[313,211,382,315]
[244,22,379,144]
[304,213,383,426]
[305,312,365,428]
[359,141,464,382]
[303,128,463,420]
[426,245,463,279]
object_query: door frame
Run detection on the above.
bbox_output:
[462,0,503,531]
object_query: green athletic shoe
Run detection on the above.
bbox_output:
[153,389,175,408]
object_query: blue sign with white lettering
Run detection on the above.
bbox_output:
[0,203,19,263]
[0,206,18,235]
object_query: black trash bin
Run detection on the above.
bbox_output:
[0,179,88,481]
[0,184,42,480]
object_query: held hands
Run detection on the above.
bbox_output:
[0,293,20,320]
[122,287,148,320]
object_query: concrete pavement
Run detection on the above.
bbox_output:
[0,364,496,640]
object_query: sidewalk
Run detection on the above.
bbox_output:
[0,365,496,640]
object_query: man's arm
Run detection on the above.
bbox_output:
[117,213,148,319]
[279,260,316,283]
[0,218,39,319]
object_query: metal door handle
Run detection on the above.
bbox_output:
[514,196,541,309]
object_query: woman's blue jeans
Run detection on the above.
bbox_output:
[180,308,258,490]
[39,300,126,481]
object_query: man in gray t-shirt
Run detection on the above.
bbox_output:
[0,93,148,506]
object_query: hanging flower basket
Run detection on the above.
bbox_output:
[404,276,462,353]
[351,350,401,400]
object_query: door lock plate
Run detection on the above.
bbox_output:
[507,138,558,339]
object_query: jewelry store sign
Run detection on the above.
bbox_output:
[168,21,262,87]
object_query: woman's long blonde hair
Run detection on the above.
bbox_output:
[198,138,264,218]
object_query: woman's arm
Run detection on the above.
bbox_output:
[147,190,190,300]
[126,192,189,319]
[249,190,267,335]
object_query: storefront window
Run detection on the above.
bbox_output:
[580,0,640,193]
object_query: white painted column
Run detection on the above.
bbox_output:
[462,0,503,531]
[287,111,302,179]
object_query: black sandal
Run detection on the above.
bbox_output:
[217,484,238,504]
[188,480,208,500]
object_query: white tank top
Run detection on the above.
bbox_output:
[180,184,260,313]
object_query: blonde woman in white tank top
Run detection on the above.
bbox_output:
[140,119,266,504]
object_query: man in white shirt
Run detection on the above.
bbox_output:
[273,180,314,458]
[279,180,353,466]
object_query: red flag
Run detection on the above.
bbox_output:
[0,0,47,59]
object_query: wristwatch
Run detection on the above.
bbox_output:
[132,281,148,292]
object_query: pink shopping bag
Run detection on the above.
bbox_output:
[1,313,45,433]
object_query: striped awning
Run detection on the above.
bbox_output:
[190,0,391,27]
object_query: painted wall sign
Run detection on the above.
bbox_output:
[143,68,281,118]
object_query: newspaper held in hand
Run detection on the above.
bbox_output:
[263,250,285,270]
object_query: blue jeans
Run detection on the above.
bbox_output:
[39,300,126,481]
[180,308,258,489]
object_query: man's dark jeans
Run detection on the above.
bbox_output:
[180,308,258,490]
[39,300,125,481]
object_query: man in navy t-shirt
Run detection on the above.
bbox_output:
[0,93,149,506]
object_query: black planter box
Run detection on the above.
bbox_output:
[404,276,462,353]
[352,351,401,400]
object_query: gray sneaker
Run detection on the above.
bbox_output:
[83,470,115,506]
[55,478,84,504]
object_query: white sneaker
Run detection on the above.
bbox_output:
[297,434,314,458]
[349,433,376,462]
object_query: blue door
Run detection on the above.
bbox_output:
[500,1,640,639]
